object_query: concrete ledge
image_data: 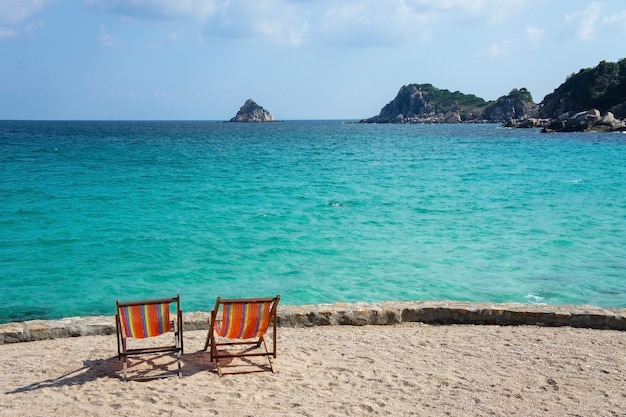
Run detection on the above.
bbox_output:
[1,301,625,344]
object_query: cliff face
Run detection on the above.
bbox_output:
[230,99,274,122]
[483,88,538,122]
[360,84,535,124]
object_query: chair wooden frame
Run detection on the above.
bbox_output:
[115,295,184,381]
[203,295,280,376]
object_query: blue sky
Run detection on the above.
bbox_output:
[1,0,625,120]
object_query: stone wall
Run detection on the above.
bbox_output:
[1,301,625,345]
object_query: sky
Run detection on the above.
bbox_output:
[1,0,626,120]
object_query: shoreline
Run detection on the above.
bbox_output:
[2,300,625,344]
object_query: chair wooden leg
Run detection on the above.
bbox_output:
[204,326,214,353]
[120,337,129,381]
[216,362,223,377]
[210,333,217,362]
[261,338,274,373]
[174,320,182,378]
[122,356,128,381]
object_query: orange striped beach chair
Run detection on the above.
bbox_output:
[115,295,183,381]
[203,295,280,376]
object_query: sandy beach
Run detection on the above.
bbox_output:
[1,323,625,416]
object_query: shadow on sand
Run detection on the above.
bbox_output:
[5,349,224,394]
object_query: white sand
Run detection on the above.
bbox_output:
[1,323,625,416]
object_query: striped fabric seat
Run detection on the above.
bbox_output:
[204,295,280,376]
[119,302,171,339]
[215,301,272,340]
[115,295,183,381]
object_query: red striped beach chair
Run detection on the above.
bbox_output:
[203,295,280,376]
[115,295,183,381]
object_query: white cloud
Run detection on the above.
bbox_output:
[525,25,544,43]
[84,0,538,48]
[246,1,309,46]
[0,0,51,24]
[481,40,513,58]
[400,0,532,22]
[145,31,184,49]
[565,1,603,41]
[84,0,221,21]
[99,25,115,47]
[164,31,179,42]
[318,1,435,46]
[201,0,311,46]
[257,19,308,46]
[603,9,626,26]
[564,2,626,41]
[0,27,17,39]
[86,0,309,46]
[0,0,52,38]
[477,25,543,59]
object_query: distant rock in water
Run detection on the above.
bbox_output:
[230,99,275,122]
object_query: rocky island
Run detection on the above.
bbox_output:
[230,99,275,122]
[360,84,535,124]
[361,58,626,133]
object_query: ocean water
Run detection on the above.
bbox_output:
[1,120,625,323]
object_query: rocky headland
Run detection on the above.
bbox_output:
[361,84,536,124]
[361,59,626,133]
[230,99,275,122]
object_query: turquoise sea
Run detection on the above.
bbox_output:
[1,120,625,324]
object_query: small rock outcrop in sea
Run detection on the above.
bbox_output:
[230,99,275,122]
[519,109,626,133]
[505,110,626,132]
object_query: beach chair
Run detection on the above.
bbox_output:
[203,295,280,376]
[115,295,184,381]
